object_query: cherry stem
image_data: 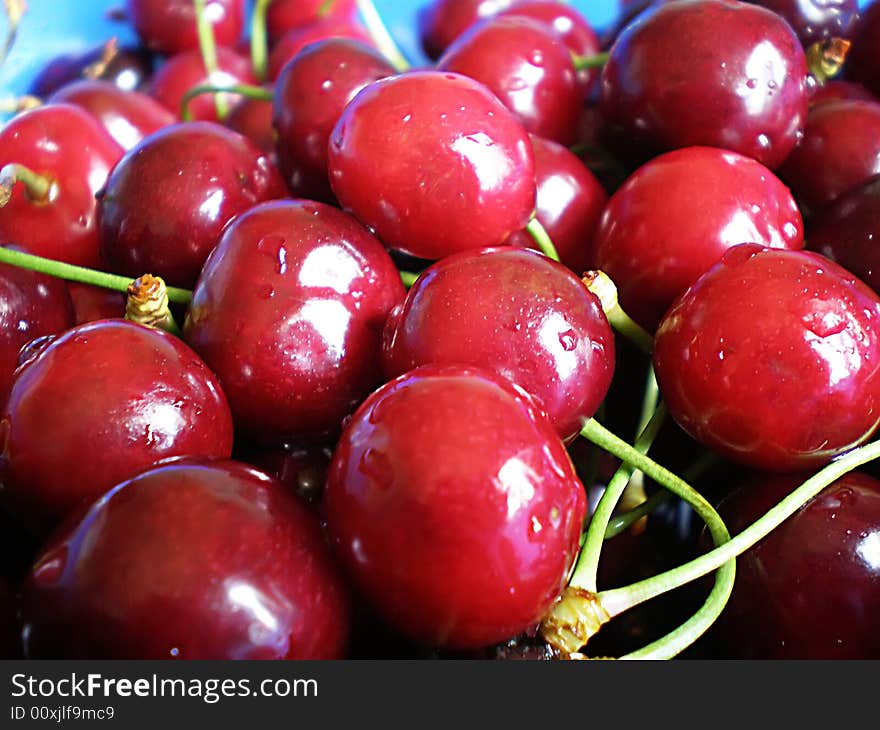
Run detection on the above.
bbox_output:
[125,274,183,337]
[572,51,609,72]
[318,0,338,16]
[0,94,41,113]
[354,0,410,72]
[583,270,654,354]
[0,163,54,206]
[1,0,26,68]
[525,218,561,262]
[180,83,274,121]
[0,247,194,305]
[806,38,851,84]
[399,270,419,288]
[572,404,668,593]
[250,0,271,83]
[193,0,227,119]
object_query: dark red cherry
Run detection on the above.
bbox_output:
[127,0,245,55]
[382,247,614,441]
[0,319,234,532]
[234,440,332,506]
[418,0,517,60]
[98,121,286,289]
[21,459,350,659]
[505,134,607,276]
[266,16,374,82]
[30,42,155,97]
[437,15,582,146]
[273,38,396,202]
[266,0,358,45]
[653,244,880,472]
[846,0,880,97]
[224,95,275,156]
[778,99,880,215]
[65,283,125,325]
[709,471,880,658]
[0,104,124,269]
[324,364,586,650]
[49,80,176,151]
[183,199,405,445]
[591,146,804,331]
[328,71,536,260]
[809,79,876,107]
[746,0,859,45]
[149,47,256,123]
[0,249,75,406]
[600,0,810,170]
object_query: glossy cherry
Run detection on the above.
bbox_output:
[382,247,615,441]
[747,0,859,45]
[98,121,286,289]
[183,199,405,445]
[437,15,582,147]
[777,99,880,215]
[49,80,176,151]
[127,0,245,55]
[417,0,516,60]
[21,459,350,659]
[65,283,125,325]
[0,104,124,269]
[505,134,607,276]
[0,319,234,532]
[266,16,374,82]
[709,471,880,658]
[266,0,358,44]
[600,0,810,170]
[328,71,536,261]
[234,440,332,506]
[30,42,155,97]
[846,0,880,97]
[809,79,876,107]
[653,244,880,472]
[324,364,586,650]
[224,95,275,156]
[591,146,804,331]
[273,38,396,202]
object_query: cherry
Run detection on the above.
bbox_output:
[224,95,275,156]
[234,440,332,506]
[149,47,256,122]
[417,0,516,60]
[382,247,615,441]
[21,459,350,659]
[266,0,358,45]
[65,283,125,325]
[845,0,880,98]
[328,71,536,261]
[0,249,75,406]
[48,80,176,151]
[98,121,286,289]
[746,0,860,46]
[591,146,804,331]
[809,79,876,106]
[777,99,880,215]
[183,199,405,445]
[323,364,586,650]
[505,134,607,276]
[30,41,155,97]
[653,244,880,472]
[0,319,234,532]
[708,471,880,658]
[127,0,245,55]
[0,104,123,269]
[273,38,396,202]
[600,0,810,170]
[266,16,374,82]
[437,15,582,147]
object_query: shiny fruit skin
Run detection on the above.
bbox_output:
[653,244,880,472]
[418,0,516,60]
[747,0,859,46]
[127,0,244,55]
[0,319,234,532]
[183,200,405,445]
[266,16,374,82]
[382,247,615,441]
[266,0,358,44]
[846,0,880,98]
[21,459,350,659]
[328,71,536,261]
[324,364,586,650]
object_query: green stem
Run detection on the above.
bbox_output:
[0,247,194,306]
[572,51,609,72]
[250,0,272,84]
[193,0,227,119]
[399,270,419,289]
[0,163,55,205]
[0,0,26,68]
[598,437,880,621]
[571,404,667,593]
[181,83,274,122]
[583,271,654,355]
[525,218,561,262]
[354,0,410,72]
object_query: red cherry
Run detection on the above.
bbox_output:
[234,439,332,506]
[653,244,880,472]
[505,134,608,276]
[846,0,880,97]
[600,0,810,170]
[809,79,877,107]
[183,200,405,445]
[266,0,358,45]
[98,121,286,289]
[65,283,125,325]
[382,247,615,441]
[266,16,374,82]
[0,104,124,269]
[747,0,859,46]
[418,0,517,60]
[328,71,536,261]
[127,0,245,55]
[0,319,234,532]
[223,95,276,156]
[30,42,155,97]
[21,459,350,659]
[324,364,586,650]
[149,47,256,123]
[273,38,396,201]
[49,79,176,151]
[591,146,804,331]
[437,15,582,146]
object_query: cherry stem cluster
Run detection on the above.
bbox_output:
[355,0,410,72]
[193,0,227,119]
[180,83,273,122]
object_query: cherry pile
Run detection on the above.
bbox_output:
[0,0,879,661]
